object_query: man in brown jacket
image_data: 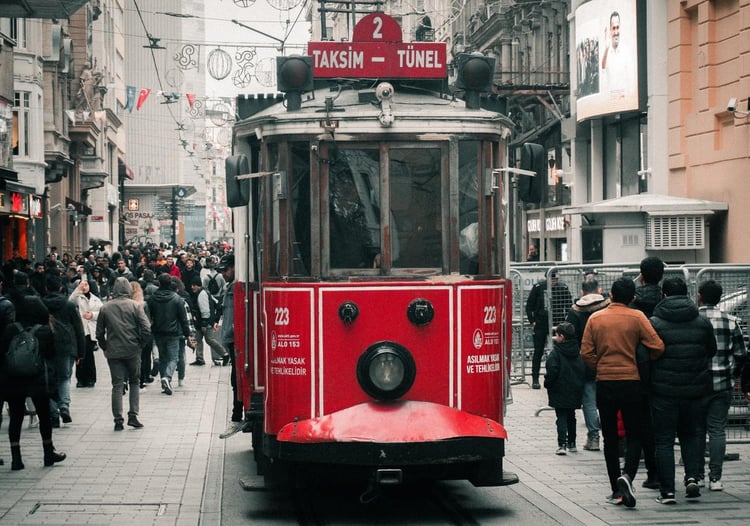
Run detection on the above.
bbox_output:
[581,277,664,508]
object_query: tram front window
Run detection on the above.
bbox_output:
[328,147,442,272]
[329,149,382,269]
[390,148,441,268]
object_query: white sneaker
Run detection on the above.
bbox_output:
[709,479,724,491]
[555,446,567,455]
[178,379,184,387]
[219,421,245,439]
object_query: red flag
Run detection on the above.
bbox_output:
[186,93,196,107]
[136,88,151,111]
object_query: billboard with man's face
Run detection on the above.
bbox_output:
[575,0,640,121]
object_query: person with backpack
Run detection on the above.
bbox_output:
[42,275,86,427]
[1,272,67,470]
[202,257,226,304]
[189,277,229,366]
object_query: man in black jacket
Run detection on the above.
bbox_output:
[42,275,86,426]
[630,256,665,490]
[526,270,572,389]
[649,277,717,505]
[146,273,191,395]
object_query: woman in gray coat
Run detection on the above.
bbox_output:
[96,277,151,431]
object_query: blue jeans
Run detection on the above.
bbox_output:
[155,337,180,381]
[582,380,599,439]
[651,394,708,494]
[50,356,75,417]
[703,390,732,481]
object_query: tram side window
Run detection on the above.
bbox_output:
[458,141,480,274]
[390,148,441,268]
[290,143,311,276]
[329,149,381,269]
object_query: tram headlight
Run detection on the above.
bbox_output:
[357,342,416,401]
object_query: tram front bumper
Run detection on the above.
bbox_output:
[275,400,508,467]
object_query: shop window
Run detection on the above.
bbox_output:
[582,229,603,264]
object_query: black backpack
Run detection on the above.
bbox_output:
[207,272,221,296]
[207,293,222,324]
[5,323,44,377]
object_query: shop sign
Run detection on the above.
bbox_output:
[527,215,566,233]
[11,192,29,215]
[90,215,104,222]
[29,196,43,219]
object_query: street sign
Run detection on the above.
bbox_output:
[308,13,446,79]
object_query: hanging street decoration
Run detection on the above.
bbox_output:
[174,44,200,70]
[136,88,151,111]
[207,48,233,80]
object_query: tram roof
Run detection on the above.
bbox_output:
[233,82,514,140]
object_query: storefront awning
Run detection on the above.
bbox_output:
[118,158,134,180]
[0,167,18,181]
[563,193,728,216]
[0,0,90,18]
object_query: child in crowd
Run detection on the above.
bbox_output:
[544,321,586,455]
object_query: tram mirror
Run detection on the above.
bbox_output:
[518,143,546,204]
[226,154,250,207]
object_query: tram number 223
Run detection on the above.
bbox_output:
[483,305,497,324]
[274,307,290,326]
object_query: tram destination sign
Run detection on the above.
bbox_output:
[308,13,446,79]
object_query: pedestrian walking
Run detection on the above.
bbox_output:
[42,275,85,427]
[69,279,103,388]
[1,275,66,470]
[565,278,610,451]
[696,279,746,491]
[649,276,717,505]
[581,277,665,508]
[146,273,190,395]
[216,255,246,439]
[544,322,585,455]
[630,256,665,489]
[96,277,151,430]
[189,276,229,367]
[526,270,572,389]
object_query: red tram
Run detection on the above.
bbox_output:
[226,13,518,490]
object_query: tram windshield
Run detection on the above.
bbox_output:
[329,147,442,272]
[261,140,494,279]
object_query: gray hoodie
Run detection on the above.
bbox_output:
[96,277,151,360]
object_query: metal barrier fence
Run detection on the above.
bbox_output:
[509,263,750,443]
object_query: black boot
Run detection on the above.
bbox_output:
[43,441,66,467]
[11,444,23,471]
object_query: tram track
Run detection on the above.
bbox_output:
[288,481,482,526]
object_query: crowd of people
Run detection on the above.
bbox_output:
[531,257,750,508]
[0,240,237,469]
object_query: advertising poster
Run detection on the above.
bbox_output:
[575,0,639,121]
